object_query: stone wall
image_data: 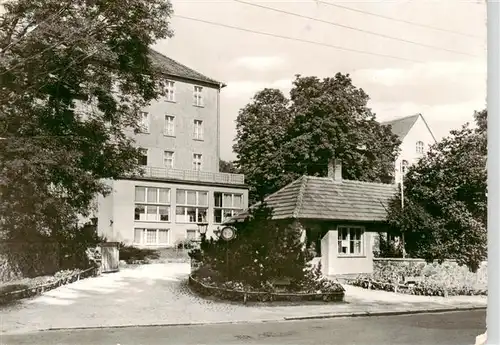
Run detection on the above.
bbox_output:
[372,258,487,288]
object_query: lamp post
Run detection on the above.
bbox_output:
[400,160,407,259]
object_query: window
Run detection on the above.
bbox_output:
[193,153,202,171]
[165,80,175,102]
[134,228,169,245]
[193,86,203,106]
[175,189,208,223]
[164,115,175,136]
[164,151,174,169]
[139,112,150,133]
[416,141,424,154]
[213,192,244,224]
[193,120,203,140]
[138,148,148,166]
[186,229,199,241]
[401,160,409,174]
[134,187,171,222]
[337,227,364,256]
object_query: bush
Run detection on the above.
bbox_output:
[350,259,487,296]
[199,205,308,288]
[176,239,196,250]
[118,244,160,262]
[297,262,344,294]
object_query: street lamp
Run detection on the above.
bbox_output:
[197,222,209,241]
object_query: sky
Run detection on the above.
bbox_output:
[153,0,487,161]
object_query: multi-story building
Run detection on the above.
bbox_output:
[381,113,437,184]
[97,50,248,247]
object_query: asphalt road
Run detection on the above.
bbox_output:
[0,310,485,345]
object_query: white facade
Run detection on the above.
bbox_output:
[96,52,248,247]
[386,114,437,183]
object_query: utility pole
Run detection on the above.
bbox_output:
[400,161,407,258]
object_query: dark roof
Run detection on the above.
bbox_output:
[380,113,437,143]
[381,114,420,140]
[227,176,398,223]
[148,49,224,87]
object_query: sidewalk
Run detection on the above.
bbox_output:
[0,264,487,335]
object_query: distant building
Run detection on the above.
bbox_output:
[97,50,248,247]
[381,113,437,183]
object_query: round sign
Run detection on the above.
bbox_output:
[220,226,236,241]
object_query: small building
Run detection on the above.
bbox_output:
[227,160,397,277]
[96,50,249,247]
[381,113,437,184]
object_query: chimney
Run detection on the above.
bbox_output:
[327,159,342,181]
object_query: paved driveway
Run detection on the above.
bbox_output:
[0,264,487,335]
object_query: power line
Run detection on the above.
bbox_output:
[315,0,483,39]
[232,0,478,57]
[174,15,424,63]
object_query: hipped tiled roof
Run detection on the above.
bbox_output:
[148,49,224,87]
[227,176,398,223]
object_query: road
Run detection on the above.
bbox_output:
[0,310,485,345]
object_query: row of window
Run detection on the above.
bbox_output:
[134,226,364,251]
[162,81,204,106]
[138,150,203,171]
[139,114,204,140]
[133,228,201,245]
[134,187,243,224]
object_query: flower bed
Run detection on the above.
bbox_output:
[347,259,487,297]
[189,263,345,303]
[189,275,344,303]
[0,266,99,305]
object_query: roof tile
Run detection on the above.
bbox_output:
[148,49,223,87]
[228,176,398,223]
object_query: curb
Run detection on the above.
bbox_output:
[28,306,486,334]
[283,305,487,321]
[39,319,280,333]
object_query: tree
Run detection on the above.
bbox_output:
[234,74,401,203]
[387,109,487,272]
[0,0,173,243]
[233,88,292,203]
[219,159,239,174]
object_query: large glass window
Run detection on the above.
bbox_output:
[175,189,208,223]
[134,186,171,222]
[213,192,244,224]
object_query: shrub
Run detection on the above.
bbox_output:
[118,244,160,262]
[199,205,308,288]
[176,239,196,250]
[351,259,487,296]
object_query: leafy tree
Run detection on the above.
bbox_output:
[233,88,292,203]
[0,0,173,254]
[387,110,487,272]
[219,159,239,174]
[234,74,401,203]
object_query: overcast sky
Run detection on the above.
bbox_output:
[153,0,486,161]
